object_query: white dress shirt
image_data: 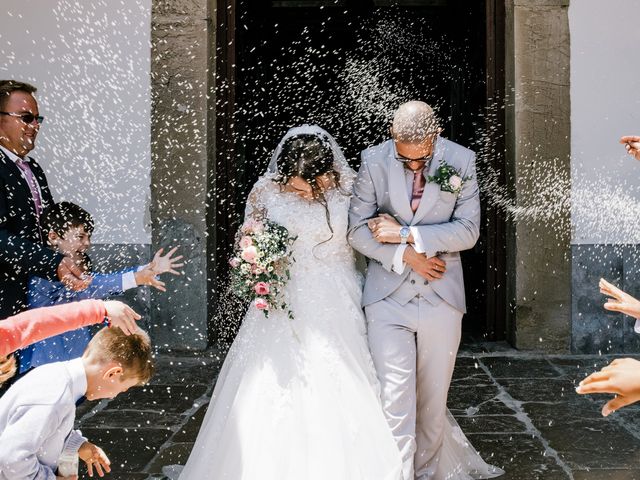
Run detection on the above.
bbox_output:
[0,358,88,480]
[391,167,427,274]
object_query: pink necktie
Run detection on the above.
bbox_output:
[410,168,426,213]
[16,159,43,218]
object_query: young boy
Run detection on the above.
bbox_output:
[18,201,183,372]
[0,325,154,479]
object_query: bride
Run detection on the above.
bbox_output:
[167,125,502,480]
[169,125,403,480]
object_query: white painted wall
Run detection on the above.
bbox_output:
[570,0,640,244]
[0,0,151,244]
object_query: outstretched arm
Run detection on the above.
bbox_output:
[0,299,141,356]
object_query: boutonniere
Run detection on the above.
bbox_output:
[427,162,471,194]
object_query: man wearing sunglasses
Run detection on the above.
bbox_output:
[349,101,495,480]
[0,80,88,324]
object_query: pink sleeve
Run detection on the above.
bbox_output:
[0,300,106,357]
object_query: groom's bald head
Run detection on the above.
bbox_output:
[391,101,439,144]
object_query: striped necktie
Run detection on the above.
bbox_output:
[15,159,43,218]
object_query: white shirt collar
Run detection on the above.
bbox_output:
[0,144,26,163]
[65,357,89,402]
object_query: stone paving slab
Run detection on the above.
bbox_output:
[67,349,640,479]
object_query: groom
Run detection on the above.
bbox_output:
[348,101,480,480]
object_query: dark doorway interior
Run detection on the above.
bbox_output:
[212,0,507,343]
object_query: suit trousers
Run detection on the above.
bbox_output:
[365,286,463,480]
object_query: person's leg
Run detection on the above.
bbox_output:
[414,297,463,480]
[366,297,419,480]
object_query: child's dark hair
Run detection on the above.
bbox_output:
[41,201,95,237]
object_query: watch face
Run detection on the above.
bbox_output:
[400,227,410,238]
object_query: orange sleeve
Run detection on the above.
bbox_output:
[0,299,106,357]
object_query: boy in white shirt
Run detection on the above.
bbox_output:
[0,324,154,479]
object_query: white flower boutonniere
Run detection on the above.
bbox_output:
[427,162,471,194]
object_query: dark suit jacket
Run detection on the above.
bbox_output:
[0,148,63,318]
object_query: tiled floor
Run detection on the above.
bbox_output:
[71,348,640,479]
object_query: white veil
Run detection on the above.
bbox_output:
[266,124,355,188]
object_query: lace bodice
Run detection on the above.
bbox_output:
[244,175,356,274]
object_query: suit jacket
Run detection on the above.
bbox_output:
[0,149,62,319]
[348,137,481,313]
[20,265,132,372]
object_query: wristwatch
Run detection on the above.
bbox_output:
[399,226,410,245]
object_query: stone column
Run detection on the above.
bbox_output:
[150,0,215,350]
[505,0,572,352]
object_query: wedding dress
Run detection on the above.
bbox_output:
[169,173,403,480]
[165,126,503,480]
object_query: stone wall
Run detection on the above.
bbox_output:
[505,0,572,352]
[571,245,640,353]
[150,0,215,350]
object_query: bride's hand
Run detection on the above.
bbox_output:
[599,278,640,319]
[368,214,403,244]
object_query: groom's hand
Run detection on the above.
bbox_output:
[403,247,446,281]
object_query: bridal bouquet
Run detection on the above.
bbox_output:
[229,218,296,319]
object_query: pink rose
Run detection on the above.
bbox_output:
[240,246,258,264]
[229,257,241,268]
[254,298,269,310]
[254,282,270,295]
[239,236,253,249]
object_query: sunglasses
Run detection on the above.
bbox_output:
[0,111,44,125]
[394,153,434,163]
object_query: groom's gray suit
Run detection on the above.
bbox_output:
[348,136,480,480]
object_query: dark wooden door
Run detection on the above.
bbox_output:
[212,0,508,343]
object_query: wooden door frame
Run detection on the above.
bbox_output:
[208,0,237,345]
[484,0,508,340]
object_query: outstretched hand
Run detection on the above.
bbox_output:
[103,301,142,334]
[78,441,111,478]
[599,278,640,318]
[134,247,184,292]
[576,358,640,416]
[620,135,640,161]
[148,247,184,276]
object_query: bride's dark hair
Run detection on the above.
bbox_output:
[273,133,347,245]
